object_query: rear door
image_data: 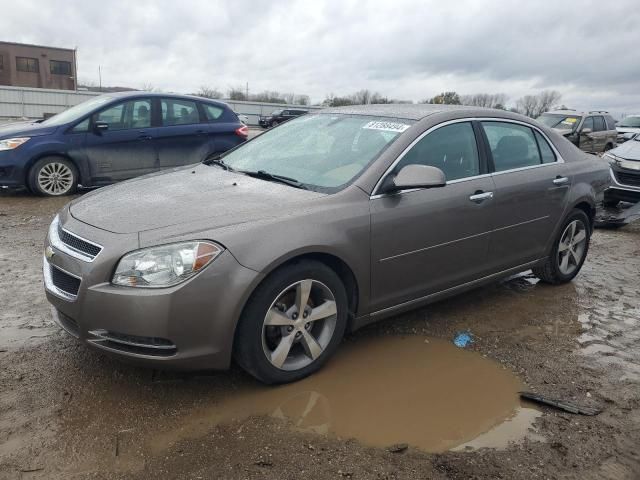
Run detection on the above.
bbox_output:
[480,120,571,272]
[84,98,159,182]
[201,102,245,154]
[370,121,496,312]
[155,97,212,169]
[592,115,607,152]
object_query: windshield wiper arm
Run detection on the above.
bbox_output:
[203,155,235,171]
[241,170,308,190]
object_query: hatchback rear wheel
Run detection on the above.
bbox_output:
[234,261,348,384]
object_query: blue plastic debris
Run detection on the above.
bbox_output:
[453,332,473,348]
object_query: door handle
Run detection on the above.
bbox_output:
[469,191,494,203]
[138,133,153,140]
[195,129,207,135]
[553,176,569,186]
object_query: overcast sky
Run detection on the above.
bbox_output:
[2,0,639,116]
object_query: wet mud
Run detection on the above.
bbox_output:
[1,190,639,479]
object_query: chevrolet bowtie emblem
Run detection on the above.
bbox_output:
[45,245,55,260]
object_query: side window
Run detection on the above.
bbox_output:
[482,122,541,172]
[203,103,224,121]
[71,118,90,133]
[161,99,200,126]
[605,115,617,130]
[581,117,594,131]
[534,131,556,164]
[593,116,605,132]
[395,122,480,181]
[94,99,151,131]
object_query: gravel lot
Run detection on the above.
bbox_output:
[0,190,639,479]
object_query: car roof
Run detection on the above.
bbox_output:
[102,91,229,108]
[546,109,611,116]
[319,104,515,121]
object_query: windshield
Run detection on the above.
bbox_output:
[221,114,414,192]
[619,116,640,128]
[41,96,113,126]
[270,110,283,116]
[537,114,582,131]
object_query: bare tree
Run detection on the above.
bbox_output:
[228,86,248,101]
[140,83,156,92]
[294,94,310,106]
[514,90,562,118]
[197,85,222,99]
[460,93,508,109]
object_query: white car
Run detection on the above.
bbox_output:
[235,112,249,125]
[617,115,640,142]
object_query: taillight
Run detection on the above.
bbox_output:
[235,125,249,138]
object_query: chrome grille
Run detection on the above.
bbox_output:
[58,225,102,260]
[614,170,640,187]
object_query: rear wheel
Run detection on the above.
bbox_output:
[28,157,78,196]
[533,209,590,284]
[234,261,348,384]
[604,143,614,152]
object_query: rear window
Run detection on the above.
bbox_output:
[203,103,224,121]
[161,98,200,126]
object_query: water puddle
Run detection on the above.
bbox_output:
[149,336,541,453]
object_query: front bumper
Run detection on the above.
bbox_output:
[605,166,640,203]
[44,211,263,370]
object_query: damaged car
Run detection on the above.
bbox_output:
[603,133,640,206]
[44,105,610,384]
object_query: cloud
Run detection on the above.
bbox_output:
[1,0,639,115]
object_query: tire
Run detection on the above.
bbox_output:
[28,157,78,196]
[271,120,279,128]
[234,260,348,384]
[533,209,591,285]
[604,143,614,152]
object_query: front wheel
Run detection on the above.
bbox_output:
[234,261,348,384]
[533,209,591,284]
[28,157,78,196]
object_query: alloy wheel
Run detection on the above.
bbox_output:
[262,279,338,371]
[37,162,74,195]
[557,219,587,275]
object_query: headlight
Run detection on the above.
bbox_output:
[0,137,30,151]
[112,241,223,288]
[603,152,619,165]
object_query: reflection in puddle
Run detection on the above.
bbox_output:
[149,336,541,453]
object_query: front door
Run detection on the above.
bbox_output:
[480,121,571,272]
[578,116,595,153]
[370,121,496,313]
[84,98,159,183]
[155,98,212,168]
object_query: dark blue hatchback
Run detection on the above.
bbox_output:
[0,92,248,196]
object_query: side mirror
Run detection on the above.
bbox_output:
[581,127,592,135]
[94,121,109,133]
[382,164,446,193]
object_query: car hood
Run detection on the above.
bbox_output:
[0,122,58,138]
[611,140,640,161]
[70,164,327,234]
[617,127,640,134]
[554,128,573,136]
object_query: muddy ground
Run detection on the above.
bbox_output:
[0,190,639,479]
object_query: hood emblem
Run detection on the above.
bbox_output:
[45,246,55,260]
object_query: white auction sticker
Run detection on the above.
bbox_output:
[362,121,411,133]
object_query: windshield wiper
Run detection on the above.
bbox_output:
[240,170,308,190]
[203,155,235,171]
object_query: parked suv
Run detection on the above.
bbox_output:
[537,110,617,154]
[0,92,248,196]
[259,109,307,128]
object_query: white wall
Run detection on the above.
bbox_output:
[0,85,321,126]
